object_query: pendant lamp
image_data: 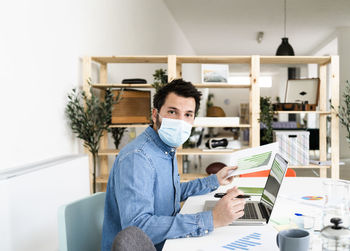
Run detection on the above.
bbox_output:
[276,0,295,56]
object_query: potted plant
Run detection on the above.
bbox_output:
[332,80,350,144]
[260,96,274,144]
[152,69,168,91]
[66,83,113,193]
[110,89,126,150]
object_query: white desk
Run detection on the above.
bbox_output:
[163,177,328,251]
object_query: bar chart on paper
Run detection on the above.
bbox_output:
[200,227,278,251]
[222,233,262,250]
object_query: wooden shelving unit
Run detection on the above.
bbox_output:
[92,83,251,89]
[83,55,339,191]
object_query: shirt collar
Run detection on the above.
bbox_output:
[145,126,176,155]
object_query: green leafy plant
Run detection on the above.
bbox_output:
[332,80,350,143]
[66,83,113,193]
[260,96,274,144]
[111,127,126,149]
[110,89,126,150]
[206,93,214,108]
[152,69,168,91]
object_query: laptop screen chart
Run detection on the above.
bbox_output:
[261,154,288,208]
[222,232,262,250]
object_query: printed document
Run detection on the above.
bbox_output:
[226,142,279,177]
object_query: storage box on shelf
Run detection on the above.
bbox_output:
[273,130,310,166]
[111,89,151,124]
[82,55,339,192]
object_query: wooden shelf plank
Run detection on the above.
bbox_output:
[98,149,120,156]
[276,111,331,114]
[109,124,249,128]
[91,56,168,64]
[92,83,251,89]
[289,165,331,169]
[193,124,250,128]
[96,175,109,184]
[177,148,248,155]
[92,83,152,89]
[91,56,331,65]
[109,124,149,128]
[260,56,331,65]
[90,55,331,65]
[192,83,251,88]
[177,56,251,64]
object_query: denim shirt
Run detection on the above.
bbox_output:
[102,126,220,251]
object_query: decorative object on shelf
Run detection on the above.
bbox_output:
[194,117,239,127]
[260,96,274,144]
[280,78,320,111]
[152,69,167,91]
[276,0,295,56]
[205,138,228,149]
[111,89,151,124]
[224,127,242,150]
[240,103,249,124]
[111,89,126,149]
[207,106,226,117]
[273,130,310,166]
[332,80,350,144]
[65,82,113,193]
[111,127,126,149]
[205,162,226,174]
[183,127,204,149]
[122,78,147,84]
[273,103,317,111]
[183,155,190,173]
[206,93,214,109]
[201,64,228,83]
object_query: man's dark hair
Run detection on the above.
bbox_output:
[153,79,202,114]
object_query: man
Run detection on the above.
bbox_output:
[102,79,245,251]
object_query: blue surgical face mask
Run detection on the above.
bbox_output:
[157,115,192,147]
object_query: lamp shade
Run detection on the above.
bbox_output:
[276,37,295,56]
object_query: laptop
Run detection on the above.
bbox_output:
[203,153,288,225]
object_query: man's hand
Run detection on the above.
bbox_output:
[216,166,237,185]
[212,187,245,228]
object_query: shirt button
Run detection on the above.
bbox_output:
[171,148,175,152]
[205,230,209,234]
[165,151,168,155]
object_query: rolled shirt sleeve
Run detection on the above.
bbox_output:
[180,174,220,201]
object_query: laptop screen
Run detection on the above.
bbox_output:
[260,153,288,209]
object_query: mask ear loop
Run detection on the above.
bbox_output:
[156,110,162,130]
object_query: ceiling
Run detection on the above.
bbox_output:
[163,0,350,56]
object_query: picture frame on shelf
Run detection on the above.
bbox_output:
[201,64,228,83]
[285,78,320,105]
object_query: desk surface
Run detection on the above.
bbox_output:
[163,177,329,251]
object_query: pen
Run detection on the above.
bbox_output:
[214,193,251,199]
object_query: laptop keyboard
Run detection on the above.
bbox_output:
[240,202,271,220]
[240,203,258,219]
[258,202,269,219]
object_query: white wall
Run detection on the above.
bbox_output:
[0,0,196,170]
[0,155,89,251]
[336,28,350,159]
[309,28,350,159]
